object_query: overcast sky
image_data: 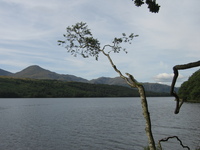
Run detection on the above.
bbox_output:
[0,0,199,86]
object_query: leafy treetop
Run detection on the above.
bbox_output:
[58,22,138,60]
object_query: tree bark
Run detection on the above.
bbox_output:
[137,85,156,150]
[127,74,156,150]
[101,50,156,150]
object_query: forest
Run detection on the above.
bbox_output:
[0,76,169,98]
[178,69,200,102]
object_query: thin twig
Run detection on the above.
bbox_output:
[158,136,190,150]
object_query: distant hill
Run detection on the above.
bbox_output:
[11,65,88,83]
[0,69,13,76]
[89,77,177,93]
[143,83,178,94]
[178,69,200,102]
[1,65,176,94]
[90,77,126,86]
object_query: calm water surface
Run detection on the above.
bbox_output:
[0,97,199,150]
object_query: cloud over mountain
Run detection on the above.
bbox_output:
[154,73,184,83]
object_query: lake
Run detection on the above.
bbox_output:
[0,97,199,150]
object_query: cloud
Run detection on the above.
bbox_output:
[154,73,174,82]
[154,73,184,83]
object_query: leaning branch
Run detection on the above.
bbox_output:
[170,60,200,114]
[126,73,156,150]
[100,48,156,150]
[100,49,133,87]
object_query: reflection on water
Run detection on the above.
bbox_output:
[0,97,199,150]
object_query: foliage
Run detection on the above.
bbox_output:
[0,77,166,98]
[178,69,200,102]
[132,0,160,13]
[58,22,101,60]
[58,22,138,61]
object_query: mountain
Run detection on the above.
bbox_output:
[11,65,88,82]
[89,77,176,93]
[143,82,178,93]
[1,65,176,94]
[178,69,200,102]
[90,77,126,85]
[0,69,13,76]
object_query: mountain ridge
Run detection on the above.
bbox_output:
[0,65,176,93]
[0,68,13,76]
[10,65,88,83]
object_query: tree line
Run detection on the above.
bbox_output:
[0,77,169,98]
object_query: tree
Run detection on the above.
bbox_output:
[58,21,196,150]
[58,1,200,149]
[58,22,156,150]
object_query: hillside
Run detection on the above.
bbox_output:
[12,65,88,82]
[178,69,200,102]
[0,69,13,76]
[90,77,126,85]
[1,65,176,94]
[90,77,177,93]
[0,77,169,98]
[143,82,178,93]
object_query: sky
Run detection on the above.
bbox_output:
[0,0,200,86]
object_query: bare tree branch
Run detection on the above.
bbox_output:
[170,60,200,114]
[158,136,190,150]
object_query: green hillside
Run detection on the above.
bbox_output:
[178,69,200,102]
[0,77,169,98]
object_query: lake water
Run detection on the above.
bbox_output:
[0,97,199,150]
